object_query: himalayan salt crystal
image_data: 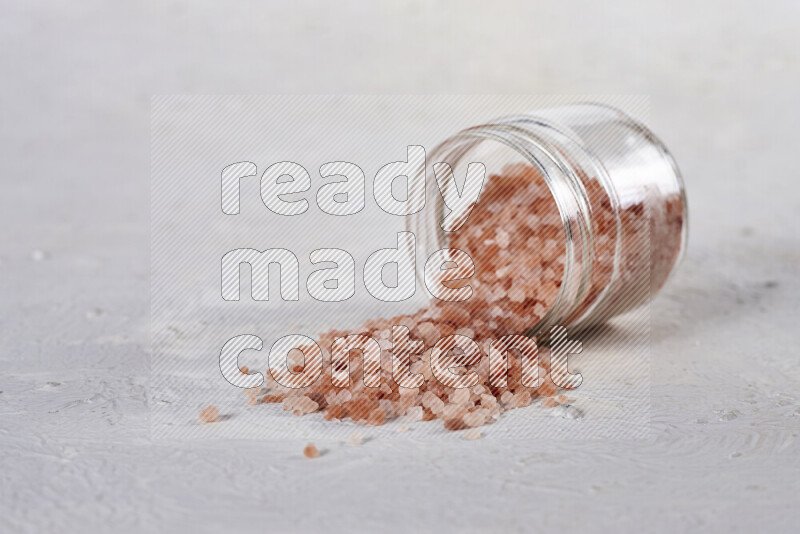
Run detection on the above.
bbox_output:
[541,397,558,408]
[424,306,442,320]
[508,286,526,303]
[421,391,438,407]
[324,391,338,406]
[540,281,560,302]
[347,431,364,446]
[556,394,569,404]
[480,394,498,409]
[240,366,249,374]
[416,322,440,346]
[538,380,558,397]
[405,406,424,422]
[463,410,486,428]
[345,397,378,421]
[456,327,475,339]
[422,391,445,414]
[450,388,471,405]
[541,213,561,227]
[487,286,505,303]
[292,396,319,416]
[336,389,353,404]
[199,406,219,423]
[495,266,511,279]
[324,405,346,421]
[495,229,510,248]
[379,399,396,418]
[287,350,304,369]
[397,424,409,433]
[397,392,419,412]
[543,266,558,280]
[463,429,482,440]
[303,443,320,458]
[367,409,386,426]
[442,403,467,421]
[500,391,515,405]
[444,418,467,431]
[395,316,418,330]
[510,390,532,408]
[474,407,491,420]
[428,396,445,415]
[439,306,470,324]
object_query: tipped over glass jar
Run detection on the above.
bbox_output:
[409,102,687,336]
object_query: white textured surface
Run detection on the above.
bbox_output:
[1,1,799,533]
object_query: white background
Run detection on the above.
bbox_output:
[1,1,798,532]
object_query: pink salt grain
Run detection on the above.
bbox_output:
[443,403,468,421]
[463,410,486,428]
[450,388,471,405]
[508,286,526,303]
[405,406,424,422]
[348,431,364,446]
[199,406,219,423]
[444,418,467,431]
[463,429,482,440]
[511,390,532,408]
[495,229,511,248]
[480,394,498,409]
[303,443,320,458]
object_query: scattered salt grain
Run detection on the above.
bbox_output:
[199,406,219,423]
[348,432,363,446]
[463,429,482,440]
[303,443,320,458]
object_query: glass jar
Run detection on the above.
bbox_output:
[409,103,687,336]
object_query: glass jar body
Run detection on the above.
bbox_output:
[410,103,687,335]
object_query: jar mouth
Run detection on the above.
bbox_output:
[408,123,597,337]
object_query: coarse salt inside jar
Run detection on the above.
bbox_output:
[409,103,687,336]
